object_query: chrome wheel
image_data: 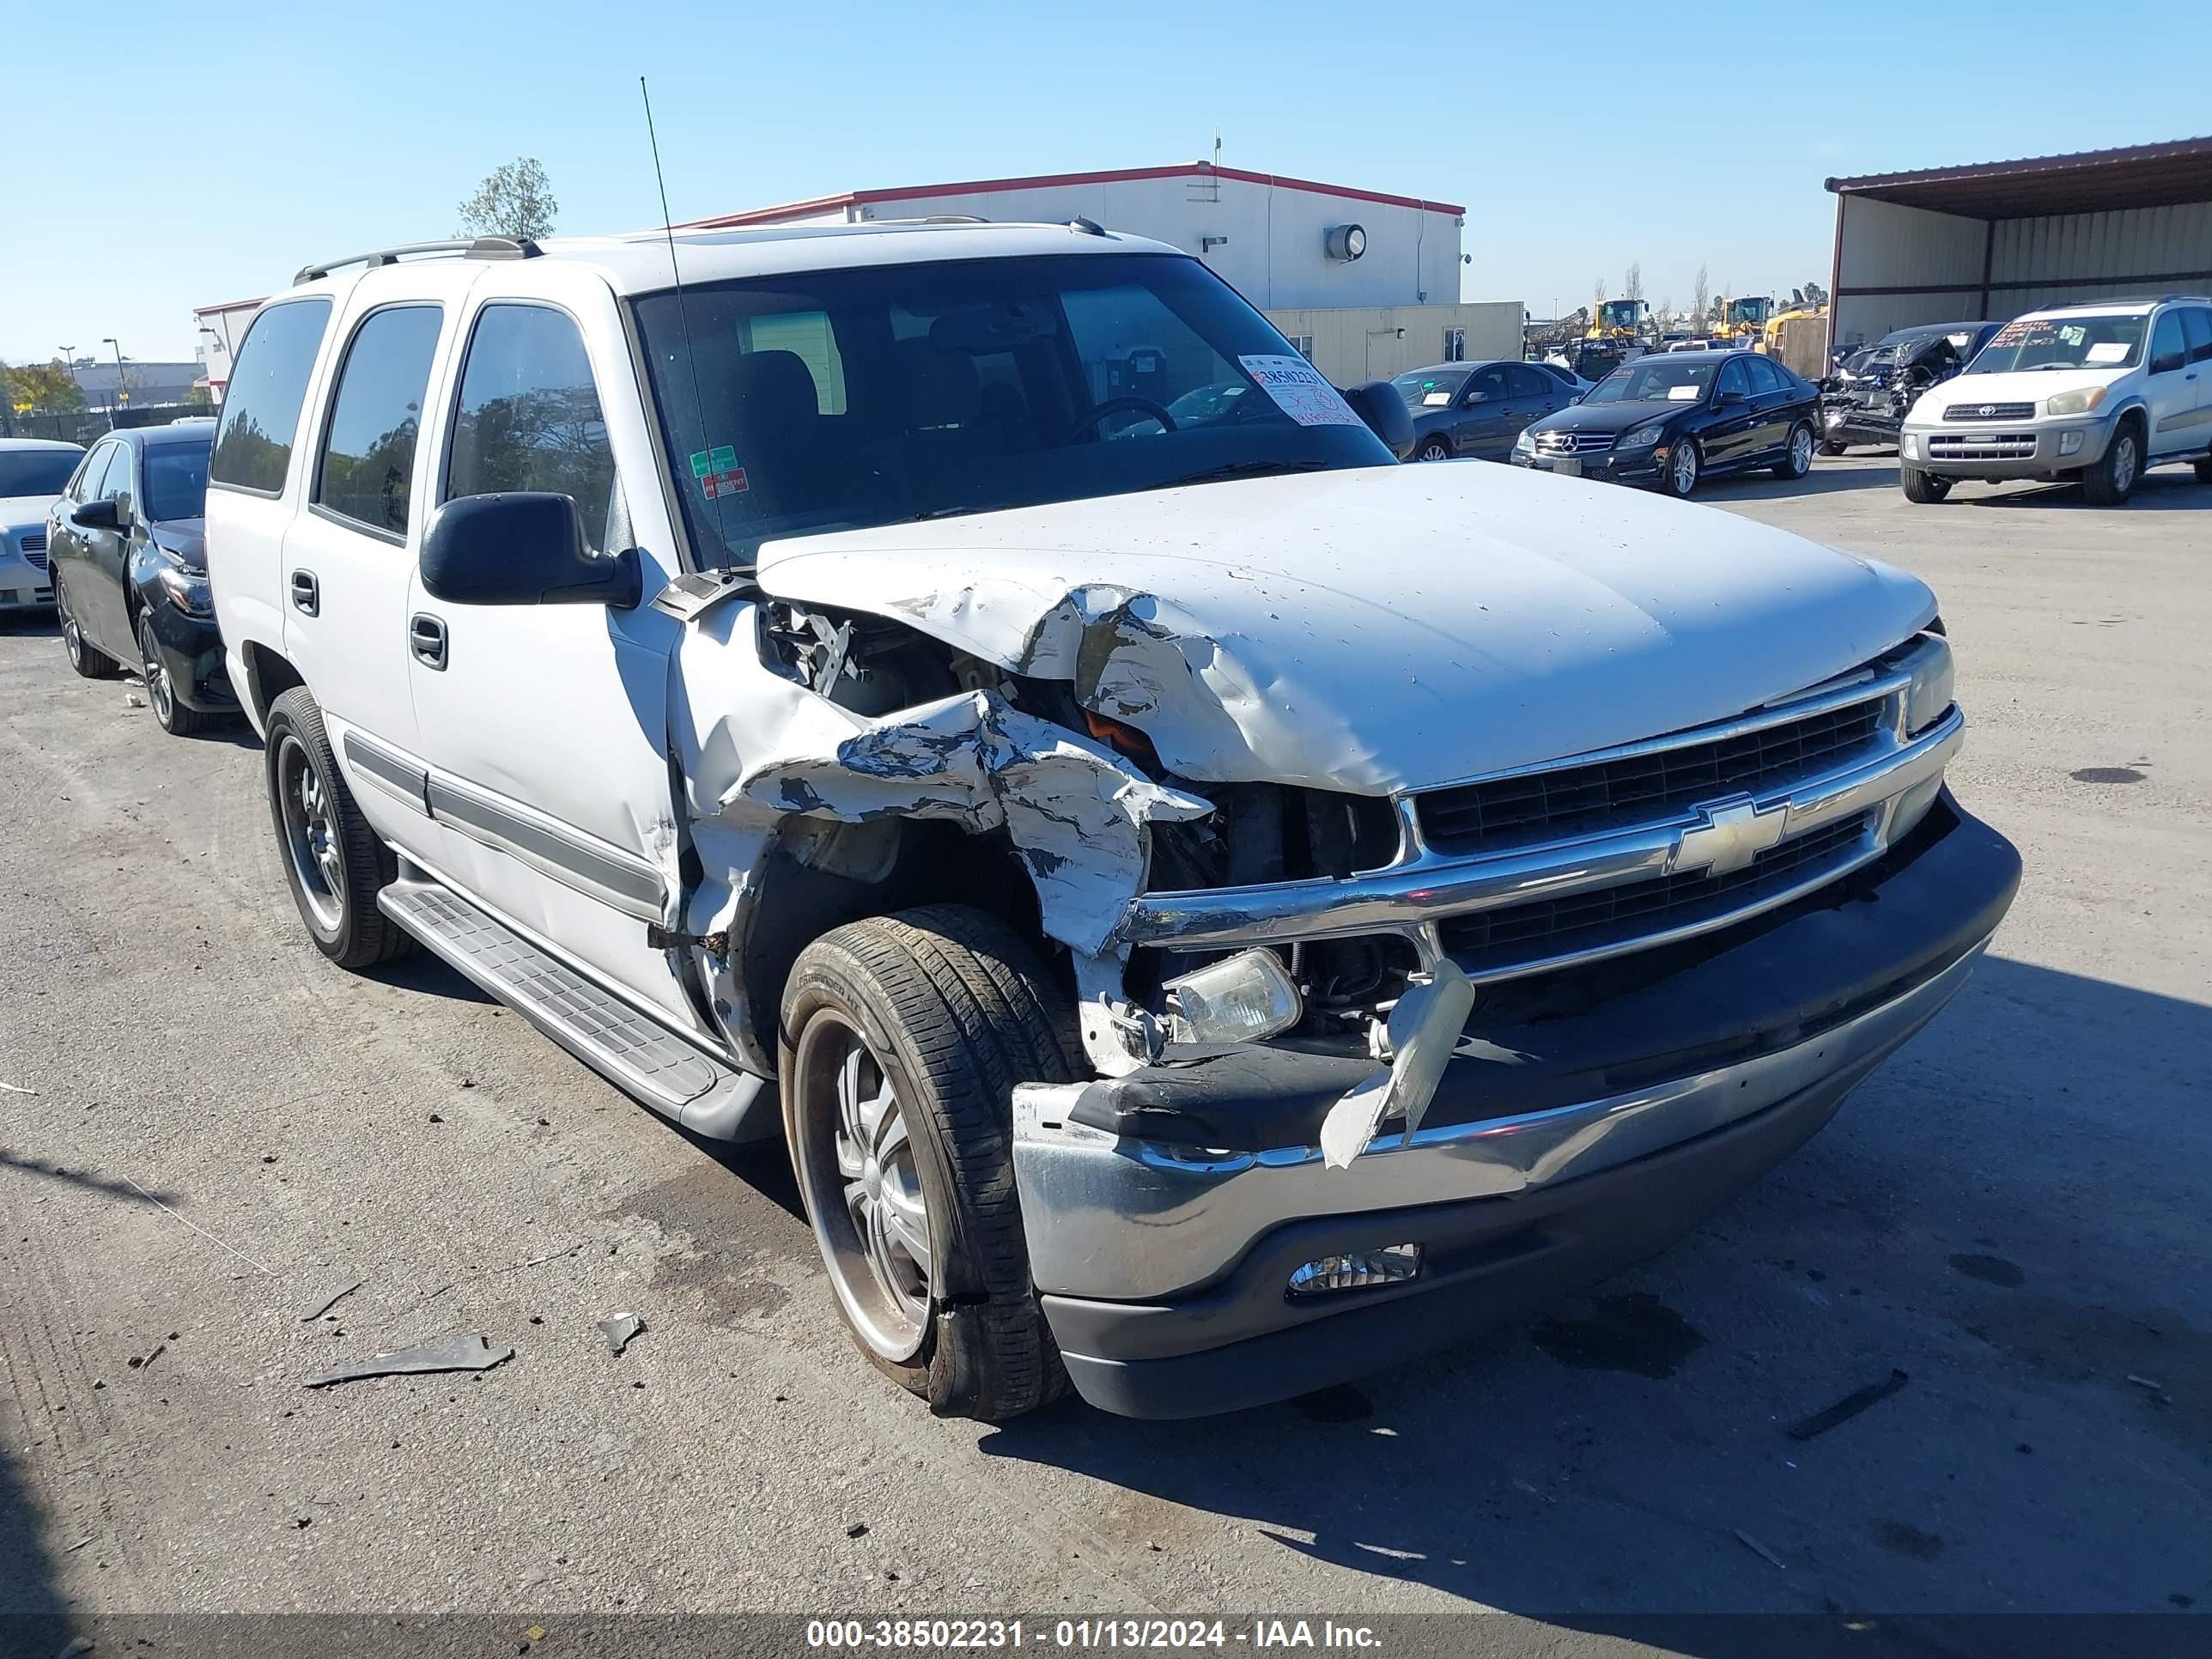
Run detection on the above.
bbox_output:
[1789,425,1814,475]
[275,734,344,934]
[57,582,83,668]
[1672,441,1699,495]
[794,1014,933,1362]
[137,616,174,727]
[2111,433,2138,495]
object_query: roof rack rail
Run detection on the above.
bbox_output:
[295,235,541,286]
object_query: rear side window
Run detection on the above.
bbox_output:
[2181,307,2212,366]
[210,299,333,495]
[447,304,618,550]
[315,305,444,538]
[1745,356,1784,394]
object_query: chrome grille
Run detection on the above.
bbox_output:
[1943,401,2034,422]
[1438,814,1872,973]
[1929,433,2036,459]
[1534,430,1613,455]
[1415,696,1887,855]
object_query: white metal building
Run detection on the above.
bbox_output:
[1826,137,2212,351]
[685,161,1524,386]
[191,295,266,402]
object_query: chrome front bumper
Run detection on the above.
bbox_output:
[1900,416,2111,477]
[1015,941,1984,1303]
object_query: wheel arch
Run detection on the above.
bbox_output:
[240,641,306,726]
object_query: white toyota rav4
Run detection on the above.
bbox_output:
[207,222,2019,1419]
[1898,294,2212,504]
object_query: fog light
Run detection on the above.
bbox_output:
[2058,429,2084,456]
[1287,1244,1422,1297]
[1163,949,1302,1044]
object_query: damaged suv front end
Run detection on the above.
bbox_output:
[625,241,2015,1419]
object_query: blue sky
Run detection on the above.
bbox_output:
[6,0,2209,365]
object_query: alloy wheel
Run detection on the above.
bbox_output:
[137,617,174,727]
[276,734,345,933]
[1673,443,1699,494]
[794,1013,933,1362]
[1790,426,1814,474]
[2112,434,2138,495]
[57,582,82,669]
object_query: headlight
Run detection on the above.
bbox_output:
[1512,428,1536,453]
[155,563,214,617]
[2046,386,2106,416]
[1163,949,1303,1045]
[1617,422,1667,450]
[1900,631,1954,737]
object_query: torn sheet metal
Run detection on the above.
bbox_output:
[1318,961,1476,1170]
[598,1313,645,1355]
[301,1333,515,1388]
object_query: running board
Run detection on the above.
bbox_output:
[378,876,778,1144]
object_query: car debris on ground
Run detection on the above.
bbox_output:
[302,1333,514,1387]
[597,1313,645,1355]
[299,1279,363,1321]
[1786,1367,1911,1441]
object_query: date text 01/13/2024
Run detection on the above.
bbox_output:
[804,1619,1383,1650]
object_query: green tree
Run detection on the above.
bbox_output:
[6,361,86,418]
[457,157,558,242]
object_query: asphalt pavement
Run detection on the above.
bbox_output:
[1,454,2205,1653]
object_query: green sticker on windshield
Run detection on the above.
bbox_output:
[687,445,738,479]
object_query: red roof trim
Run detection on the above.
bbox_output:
[682,162,1465,228]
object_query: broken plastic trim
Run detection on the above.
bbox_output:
[1317,960,1477,1169]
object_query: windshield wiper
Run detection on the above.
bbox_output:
[1165,459,1329,488]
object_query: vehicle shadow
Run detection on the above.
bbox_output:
[1952,471,2211,510]
[1703,461,1897,501]
[0,1437,68,1649]
[979,955,2212,1635]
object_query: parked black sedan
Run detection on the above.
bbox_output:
[46,421,232,735]
[1510,349,1820,496]
[1394,360,1577,462]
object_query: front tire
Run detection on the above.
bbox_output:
[2081,419,2142,506]
[2194,453,2212,486]
[1415,437,1453,463]
[1818,439,1847,456]
[781,905,1080,1421]
[1662,437,1701,497]
[137,611,214,737]
[1774,422,1815,479]
[56,577,120,679]
[264,687,410,969]
[1901,466,1952,503]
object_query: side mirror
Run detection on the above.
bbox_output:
[2150,350,2186,375]
[70,498,120,532]
[1714,388,1743,408]
[1341,380,1416,459]
[420,493,642,609]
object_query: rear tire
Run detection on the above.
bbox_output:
[264,686,410,969]
[781,905,1081,1422]
[56,577,120,679]
[1900,466,1952,504]
[2191,453,2211,486]
[138,611,215,737]
[1415,437,1453,462]
[2080,418,2142,506]
[1774,422,1815,479]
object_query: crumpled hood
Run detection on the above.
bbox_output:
[0,494,61,536]
[148,517,206,566]
[754,464,1936,795]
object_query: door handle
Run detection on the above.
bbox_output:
[409,612,448,671]
[289,568,319,616]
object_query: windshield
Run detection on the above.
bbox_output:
[1966,314,2145,374]
[633,252,1393,567]
[1393,368,1471,407]
[0,449,81,498]
[1585,358,1717,404]
[143,441,211,521]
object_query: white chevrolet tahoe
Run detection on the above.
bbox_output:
[1898,295,2212,504]
[207,222,2019,1419]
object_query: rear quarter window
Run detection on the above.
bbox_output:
[210,299,334,496]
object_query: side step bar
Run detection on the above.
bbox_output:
[379,875,778,1144]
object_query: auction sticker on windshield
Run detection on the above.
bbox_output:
[2086,342,2131,365]
[1239,356,1363,426]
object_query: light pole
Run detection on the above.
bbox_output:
[102,337,125,429]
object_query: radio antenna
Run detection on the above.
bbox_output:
[641,76,711,475]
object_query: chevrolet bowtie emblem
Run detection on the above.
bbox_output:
[1671,798,1789,877]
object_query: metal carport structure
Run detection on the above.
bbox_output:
[1825,137,2212,353]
